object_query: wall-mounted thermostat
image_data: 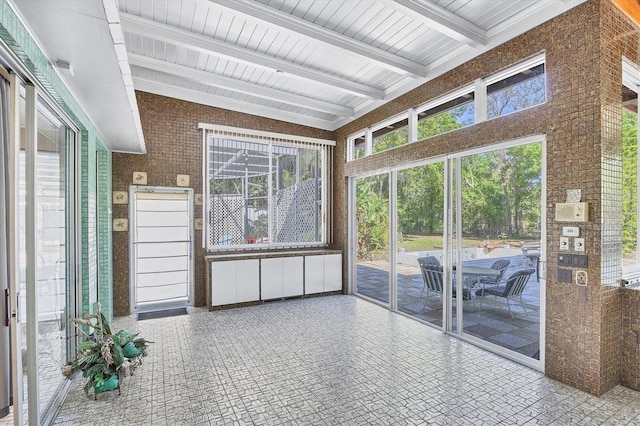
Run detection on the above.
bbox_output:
[555,202,589,222]
[563,226,579,237]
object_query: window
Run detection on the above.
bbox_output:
[201,125,333,250]
[622,59,640,275]
[348,132,366,160]
[486,56,546,119]
[372,116,409,154]
[345,54,546,162]
[416,89,474,140]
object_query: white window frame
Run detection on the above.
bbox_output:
[346,53,546,162]
[484,53,546,120]
[621,58,640,280]
[199,124,334,251]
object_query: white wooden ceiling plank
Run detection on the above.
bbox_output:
[211,0,426,77]
[390,0,486,46]
[136,0,154,19]
[300,0,332,24]
[122,12,385,99]
[308,0,344,27]
[153,39,167,61]
[384,22,429,56]
[175,44,189,66]
[361,11,409,49]
[165,42,178,63]
[151,0,168,23]
[189,1,210,34]
[184,48,199,69]
[142,34,155,57]
[332,2,386,40]
[164,0,183,27]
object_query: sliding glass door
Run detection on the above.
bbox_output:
[396,161,445,327]
[456,141,544,361]
[354,173,390,305]
[351,137,545,367]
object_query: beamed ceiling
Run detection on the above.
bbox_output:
[13,0,587,153]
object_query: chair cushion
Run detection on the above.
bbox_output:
[480,285,506,297]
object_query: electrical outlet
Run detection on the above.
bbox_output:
[576,270,588,286]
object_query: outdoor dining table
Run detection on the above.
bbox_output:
[452,265,502,310]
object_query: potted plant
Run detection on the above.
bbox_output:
[61,304,150,398]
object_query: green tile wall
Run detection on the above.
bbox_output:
[0,0,114,320]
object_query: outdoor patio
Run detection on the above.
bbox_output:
[356,252,541,359]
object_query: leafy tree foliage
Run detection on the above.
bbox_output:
[623,108,638,258]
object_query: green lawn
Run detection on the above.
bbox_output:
[397,234,530,252]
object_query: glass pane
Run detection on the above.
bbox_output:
[622,86,638,268]
[355,173,390,304]
[396,162,445,327]
[417,95,474,140]
[372,118,408,154]
[352,135,365,160]
[487,63,545,119]
[458,143,542,359]
[272,147,322,244]
[36,101,71,415]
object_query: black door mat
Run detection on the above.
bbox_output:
[137,307,187,321]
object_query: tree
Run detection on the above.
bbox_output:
[622,108,638,257]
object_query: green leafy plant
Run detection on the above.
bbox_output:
[61,304,150,397]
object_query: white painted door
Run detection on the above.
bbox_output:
[131,188,193,313]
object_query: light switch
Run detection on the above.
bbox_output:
[560,236,569,251]
[574,237,585,252]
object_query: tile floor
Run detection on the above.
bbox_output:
[50,295,640,425]
[356,254,541,358]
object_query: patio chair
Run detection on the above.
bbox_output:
[417,256,441,297]
[478,259,511,286]
[476,268,536,317]
[417,260,444,305]
[419,260,473,307]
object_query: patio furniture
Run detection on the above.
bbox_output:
[521,244,541,281]
[477,259,511,286]
[417,257,443,302]
[476,268,536,317]
[419,261,481,307]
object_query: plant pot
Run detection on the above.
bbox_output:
[94,375,118,395]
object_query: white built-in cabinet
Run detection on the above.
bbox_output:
[210,259,260,306]
[304,254,342,294]
[261,256,304,300]
[207,252,342,308]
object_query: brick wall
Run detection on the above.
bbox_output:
[332,0,638,396]
[112,92,333,316]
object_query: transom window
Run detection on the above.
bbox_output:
[200,124,334,250]
[347,53,545,162]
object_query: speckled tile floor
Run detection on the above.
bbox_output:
[50,295,640,425]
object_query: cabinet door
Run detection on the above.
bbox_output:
[236,259,260,303]
[261,258,283,300]
[211,261,237,306]
[304,255,324,294]
[282,256,304,297]
[324,254,343,292]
